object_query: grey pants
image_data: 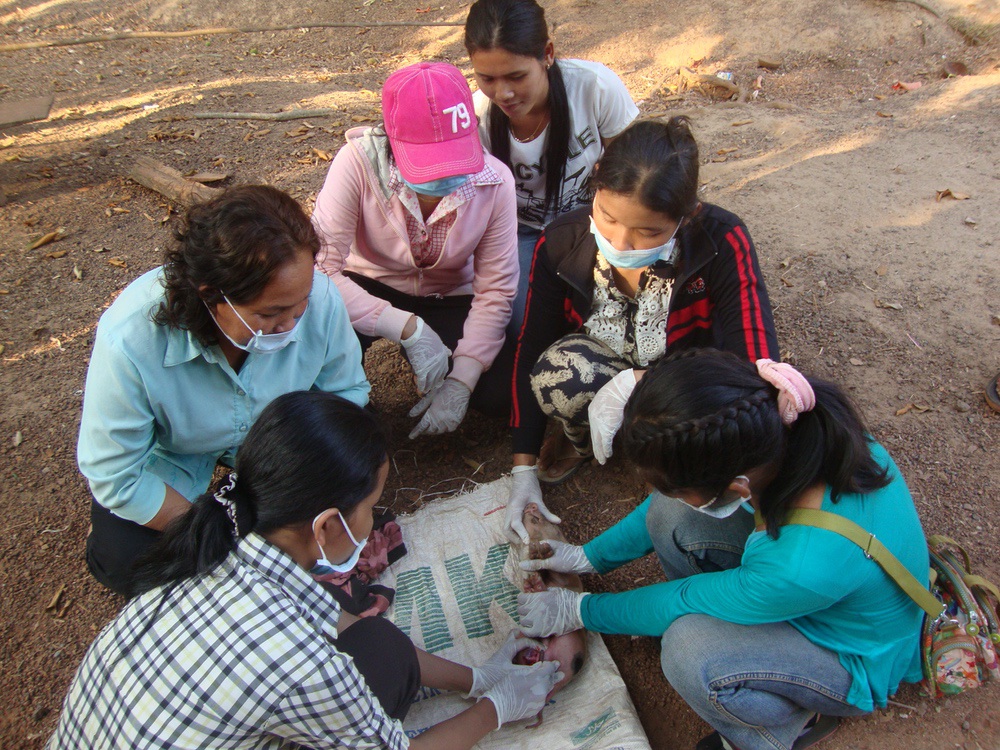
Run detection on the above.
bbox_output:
[529,333,631,454]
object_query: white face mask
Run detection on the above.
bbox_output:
[311,511,366,575]
[687,476,751,519]
[210,296,299,355]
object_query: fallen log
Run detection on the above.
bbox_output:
[128,156,223,207]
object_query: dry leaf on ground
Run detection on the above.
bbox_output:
[935,188,970,201]
[28,229,66,250]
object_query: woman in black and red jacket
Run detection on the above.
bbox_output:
[504,118,779,548]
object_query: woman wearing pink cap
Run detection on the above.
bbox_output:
[314,62,518,438]
[516,349,930,750]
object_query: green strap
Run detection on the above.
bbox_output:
[783,509,944,619]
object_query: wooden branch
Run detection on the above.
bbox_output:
[128,156,223,207]
[189,109,339,122]
[878,0,942,18]
[0,20,463,53]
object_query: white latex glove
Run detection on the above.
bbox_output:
[467,631,544,699]
[589,368,638,465]
[519,539,596,575]
[505,465,561,545]
[400,317,451,395]
[408,378,471,438]
[482,661,563,729]
[517,588,587,638]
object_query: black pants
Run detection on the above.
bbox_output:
[87,500,161,597]
[346,272,514,418]
[336,615,421,721]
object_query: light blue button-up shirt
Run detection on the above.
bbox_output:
[77,268,370,525]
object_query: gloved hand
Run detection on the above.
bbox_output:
[517,588,587,638]
[467,631,543,699]
[408,377,471,438]
[482,661,563,729]
[519,539,596,575]
[400,317,451,395]
[505,465,561,545]
[589,368,638,465]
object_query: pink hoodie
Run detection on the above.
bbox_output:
[313,127,518,389]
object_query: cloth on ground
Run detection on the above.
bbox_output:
[312,510,407,617]
[379,476,651,749]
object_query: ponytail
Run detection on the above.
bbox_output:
[129,392,388,595]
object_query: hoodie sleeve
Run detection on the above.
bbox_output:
[312,142,412,343]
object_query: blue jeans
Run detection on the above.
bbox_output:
[645,492,755,579]
[661,617,867,750]
[646,495,866,749]
[509,224,542,338]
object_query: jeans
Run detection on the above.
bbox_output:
[661,616,866,750]
[509,224,542,338]
[645,492,755,579]
[646,494,866,749]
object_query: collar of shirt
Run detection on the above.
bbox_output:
[387,162,502,226]
[234,532,342,641]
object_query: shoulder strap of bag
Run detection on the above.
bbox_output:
[780,508,944,618]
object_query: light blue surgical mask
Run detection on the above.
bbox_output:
[310,511,366,576]
[402,174,469,197]
[589,217,681,270]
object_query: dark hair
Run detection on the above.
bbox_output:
[591,118,699,222]
[152,185,320,346]
[465,0,570,215]
[620,349,890,537]
[131,392,388,594]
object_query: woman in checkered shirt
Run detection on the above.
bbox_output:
[50,392,561,749]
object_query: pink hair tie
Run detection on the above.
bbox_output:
[755,359,816,425]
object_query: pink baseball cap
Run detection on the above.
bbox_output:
[382,62,484,183]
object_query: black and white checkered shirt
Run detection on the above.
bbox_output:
[48,533,409,749]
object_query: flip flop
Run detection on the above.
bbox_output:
[537,451,592,485]
[987,372,1000,414]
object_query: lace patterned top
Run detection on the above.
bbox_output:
[582,253,674,366]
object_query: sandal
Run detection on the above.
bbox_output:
[986,372,1000,414]
[694,715,840,750]
[537,430,593,485]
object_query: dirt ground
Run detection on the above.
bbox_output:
[1,0,999,747]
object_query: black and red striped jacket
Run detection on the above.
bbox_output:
[510,203,779,455]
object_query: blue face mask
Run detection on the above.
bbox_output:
[402,174,469,197]
[590,217,681,270]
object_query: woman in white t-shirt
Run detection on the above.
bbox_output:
[464,0,638,337]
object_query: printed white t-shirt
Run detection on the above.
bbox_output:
[474,58,638,230]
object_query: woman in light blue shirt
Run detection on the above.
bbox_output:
[77,185,369,597]
[516,349,928,750]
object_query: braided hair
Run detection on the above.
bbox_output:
[621,349,889,537]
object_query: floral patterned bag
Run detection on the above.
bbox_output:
[781,512,1000,699]
[921,536,1000,697]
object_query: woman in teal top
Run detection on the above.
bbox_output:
[517,348,928,750]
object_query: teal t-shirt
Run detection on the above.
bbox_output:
[580,442,927,711]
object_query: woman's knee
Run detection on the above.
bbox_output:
[335,616,420,720]
[529,334,626,417]
[660,615,718,690]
